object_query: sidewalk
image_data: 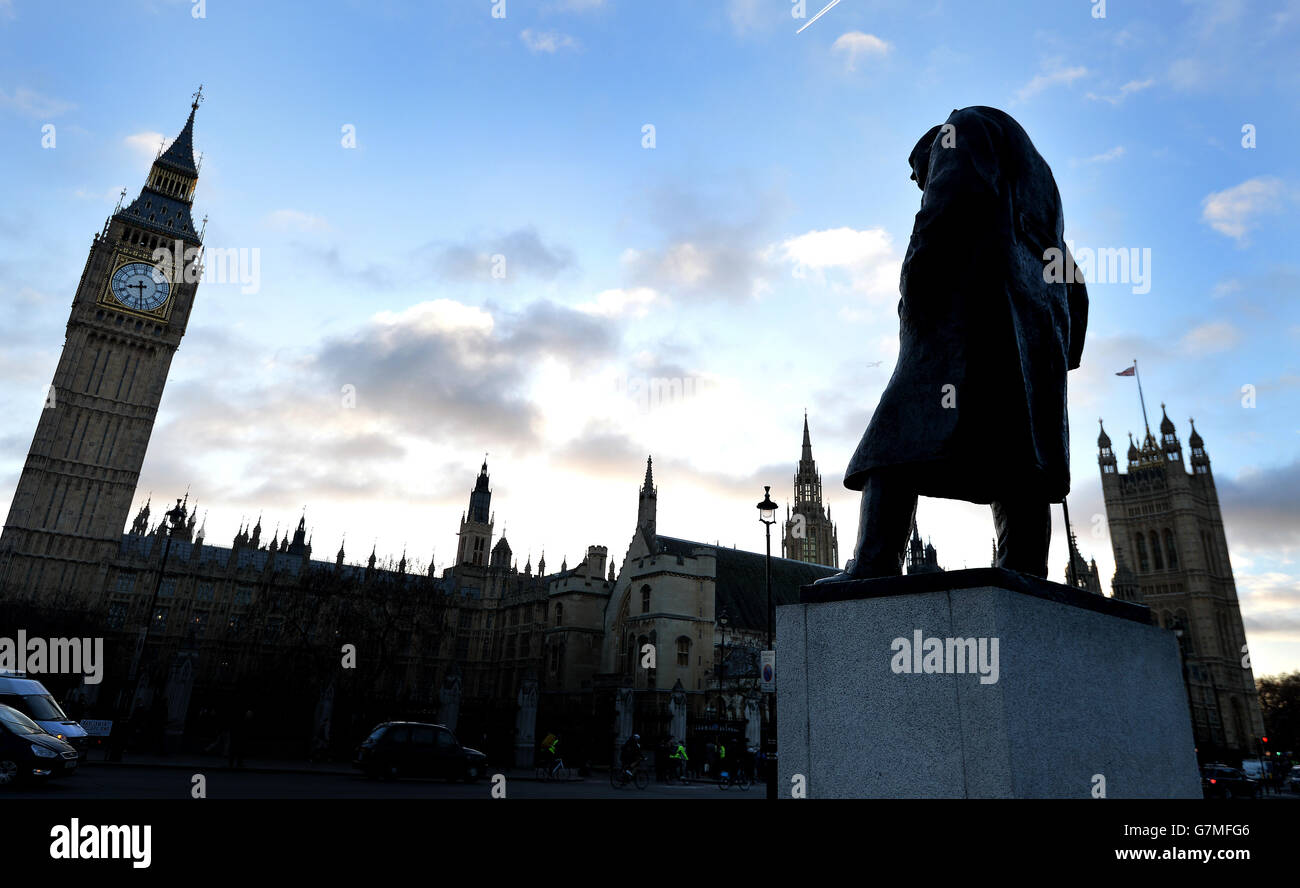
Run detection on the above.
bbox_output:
[86,751,355,777]
[84,751,591,781]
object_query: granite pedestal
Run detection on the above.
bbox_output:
[777,568,1201,798]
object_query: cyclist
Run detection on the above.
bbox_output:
[545,733,561,776]
[669,738,689,780]
[620,733,643,778]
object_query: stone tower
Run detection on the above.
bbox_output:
[782,414,839,568]
[905,518,942,575]
[1098,408,1265,760]
[637,456,656,542]
[457,459,494,566]
[0,94,206,605]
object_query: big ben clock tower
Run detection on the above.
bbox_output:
[0,91,207,605]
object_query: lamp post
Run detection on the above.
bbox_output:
[112,497,184,760]
[718,607,729,772]
[757,485,777,800]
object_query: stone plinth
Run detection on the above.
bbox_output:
[777,568,1201,798]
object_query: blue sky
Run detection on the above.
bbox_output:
[1,0,1297,674]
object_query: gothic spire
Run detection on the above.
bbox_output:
[156,87,202,178]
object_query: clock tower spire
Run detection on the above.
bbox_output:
[0,94,207,604]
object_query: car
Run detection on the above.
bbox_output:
[1239,758,1266,781]
[1288,765,1300,793]
[353,721,488,782]
[0,673,90,760]
[0,703,79,787]
[1201,765,1258,799]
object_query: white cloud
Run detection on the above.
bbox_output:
[1201,176,1287,243]
[831,31,891,71]
[370,299,496,335]
[1086,78,1155,105]
[777,226,900,303]
[266,209,331,233]
[74,186,126,203]
[1081,146,1126,165]
[727,0,766,36]
[1014,62,1088,102]
[521,28,580,53]
[124,130,170,160]
[577,287,660,319]
[1179,321,1243,354]
[0,86,74,118]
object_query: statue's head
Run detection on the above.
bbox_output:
[908,124,943,191]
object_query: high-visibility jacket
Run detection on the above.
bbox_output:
[671,745,688,760]
[719,744,726,759]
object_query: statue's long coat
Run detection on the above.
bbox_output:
[845,106,1088,504]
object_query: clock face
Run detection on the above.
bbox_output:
[110,262,171,312]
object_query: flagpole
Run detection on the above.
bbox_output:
[1134,358,1150,437]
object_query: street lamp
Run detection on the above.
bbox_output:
[757,485,777,800]
[717,607,729,770]
[113,497,185,760]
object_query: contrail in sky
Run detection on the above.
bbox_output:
[797,0,842,34]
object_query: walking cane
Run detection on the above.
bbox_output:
[1061,496,1078,589]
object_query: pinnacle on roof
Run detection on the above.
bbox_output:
[1188,418,1204,449]
[641,455,655,495]
[1097,418,1111,449]
[155,86,202,177]
[1159,403,1176,436]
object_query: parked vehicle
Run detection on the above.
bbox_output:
[1288,765,1300,793]
[1239,758,1266,780]
[353,722,487,782]
[0,703,79,786]
[0,673,89,760]
[1201,765,1258,799]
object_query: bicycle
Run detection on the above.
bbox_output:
[610,758,649,790]
[717,767,752,791]
[538,757,571,782]
[663,758,690,785]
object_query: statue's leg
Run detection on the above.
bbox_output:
[847,471,917,578]
[991,498,1050,577]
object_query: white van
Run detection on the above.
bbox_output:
[0,673,89,759]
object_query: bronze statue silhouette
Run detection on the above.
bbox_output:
[819,106,1087,583]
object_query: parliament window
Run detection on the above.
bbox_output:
[677,636,691,667]
[641,586,651,613]
[107,602,128,629]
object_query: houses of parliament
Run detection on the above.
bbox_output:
[0,97,1266,764]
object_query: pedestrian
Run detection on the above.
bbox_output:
[228,710,252,769]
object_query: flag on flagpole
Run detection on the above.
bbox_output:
[1116,364,1136,377]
